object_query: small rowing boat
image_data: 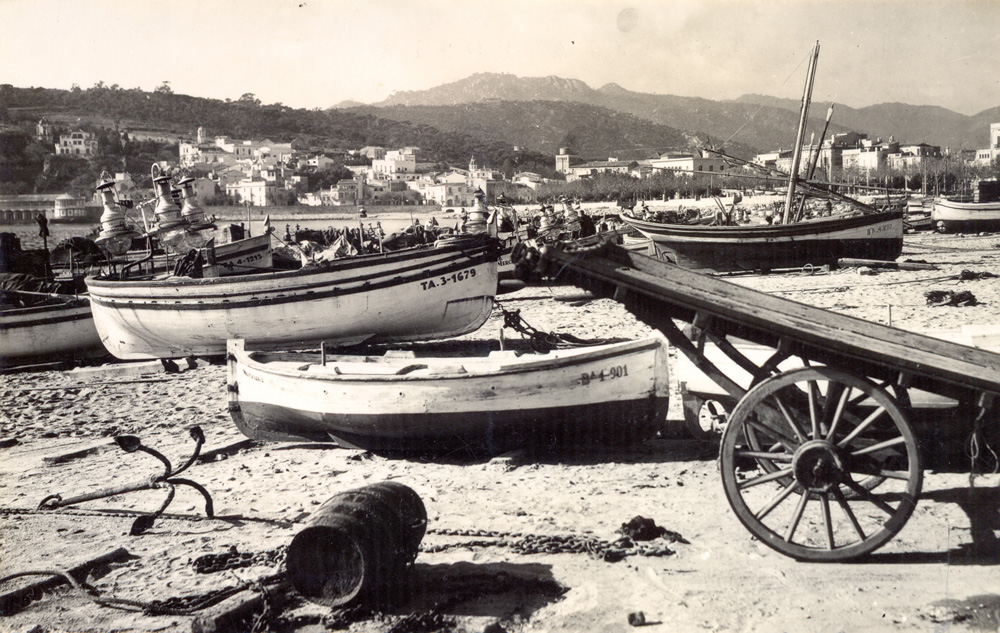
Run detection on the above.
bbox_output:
[0,290,105,367]
[226,333,670,454]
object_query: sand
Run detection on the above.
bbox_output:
[1,230,999,633]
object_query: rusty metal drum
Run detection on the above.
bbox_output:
[285,481,427,606]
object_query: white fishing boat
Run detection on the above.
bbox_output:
[86,234,500,359]
[226,332,670,453]
[0,291,105,366]
[932,180,1000,233]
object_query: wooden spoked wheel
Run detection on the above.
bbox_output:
[743,370,911,496]
[720,367,922,561]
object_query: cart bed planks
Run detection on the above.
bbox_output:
[523,240,1000,561]
[535,242,1000,400]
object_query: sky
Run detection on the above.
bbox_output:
[1,0,998,115]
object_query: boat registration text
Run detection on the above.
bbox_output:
[420,268,478,290]
[866,222,896,236]
[580,364,629,386]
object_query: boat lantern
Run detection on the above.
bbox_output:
[94,179,137,256]
[562,197,581,234]
[177,177,212,229]
[153,175,186,231]
[537,204,559,240]
[465,188,489,234]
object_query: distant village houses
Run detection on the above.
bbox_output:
[161,117,1000,208]
[975,122,1000,166]
[55,130,98,158]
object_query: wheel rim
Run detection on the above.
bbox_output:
[745,365,910,496]
[720,367,922,561]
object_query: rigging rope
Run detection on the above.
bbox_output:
[720,48,813,147]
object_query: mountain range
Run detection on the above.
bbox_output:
[335,72,999,159]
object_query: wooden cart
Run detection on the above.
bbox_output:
[514,240,1000,561]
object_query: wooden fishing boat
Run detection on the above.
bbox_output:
[86,234,500,359]
[932,181,1000,233]
[622,42,904,273]
[226,333,670,453]
[0,291,105,366]
[114,231,275,278]
[622,210,904,272]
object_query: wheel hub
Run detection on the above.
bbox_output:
[792,439,845,492]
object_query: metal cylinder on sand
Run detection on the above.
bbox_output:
[285,481,427,607]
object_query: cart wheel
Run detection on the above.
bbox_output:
[744,367,911,497]
[720,367,922,561]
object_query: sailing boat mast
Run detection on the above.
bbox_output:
[782,41,821,224]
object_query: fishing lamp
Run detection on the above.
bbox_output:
[465,187,489,234]
[177,177,212,229]
[562,197,581,235]
[94,179,137,257]
[152,174,185,231]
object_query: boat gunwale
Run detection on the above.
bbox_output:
[932,200,1000,213]
[87,254,498,310]
[0,308,95,329]
[86,237,498,291]
[230,333,669,384]
[621,209,904,239]
[0,296,91,318]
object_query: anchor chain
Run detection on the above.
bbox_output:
[423,527,678,561]
[99,576,281,616]
[193,546,287,574]
[493,300,610,352]
[0,567,282,616]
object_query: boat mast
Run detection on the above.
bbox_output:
[794,104,835,222]
[782,41,821,224]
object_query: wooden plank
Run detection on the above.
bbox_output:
[838,258,938,270]
[190,578,290,633]
[197,439,257,463]
[544,244,1000,396]
[0,547,130,615]
[42,440,112,465]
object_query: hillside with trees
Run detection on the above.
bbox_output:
[362,72,997,153]
[0,83,559,196]
[341,100,761,159]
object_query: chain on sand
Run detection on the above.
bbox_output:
[423,527,677,561]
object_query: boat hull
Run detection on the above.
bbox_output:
[622,211,904,272]
[0,297,105,365]
[226,334,670,453]
[211,233,274,275]
[87,237,499,359]
[931,199,1000,233]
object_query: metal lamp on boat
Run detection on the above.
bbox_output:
[561,197,581,236]
[94,178,137,257]
[177,177,213,229]
[152,174,185,231]
[154,174,212,253]
[466,188,489,234]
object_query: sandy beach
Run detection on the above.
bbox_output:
[2,230,1000,633]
